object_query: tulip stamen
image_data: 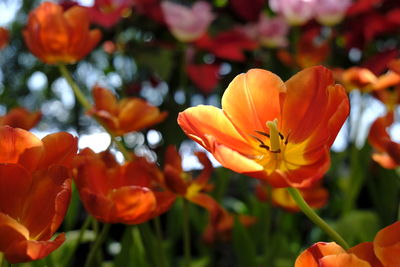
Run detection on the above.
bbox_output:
[266,119,281,154]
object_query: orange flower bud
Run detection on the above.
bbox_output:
[23,2,102,64]
[0,126,77,263]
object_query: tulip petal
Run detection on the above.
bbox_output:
[374,221,400,267]
[0,213,29,253]
[164,146,183,172]
[0,126,43,169]
[110,186,157,224]
[0,164,32,218]
[295,242,345,267]
[349,242,383,267]
[282,66,335,143]
[37,132,78,169]
[91,86,119,116]
[221,69,284,134]
[178,105,255,155]
[5,233,65,264]
[118,98,168,133]
[21,166,71,240]
[319,254,371,267]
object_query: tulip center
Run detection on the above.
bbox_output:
[266,119,281,153]
[250,119,291,169]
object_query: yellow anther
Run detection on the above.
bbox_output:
[266,119,281,153]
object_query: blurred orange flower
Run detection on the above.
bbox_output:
[256,182,329,212]
[88,86,168,136]
[162,146,255,242]
[0,27,9,50]
[23,2,102,64]
[0,107,41,130]
[178,66,349,188]
[74,148,175,224]
[333,67,378,92]
[368,111,400,169]
[295,221,400,267]
[0,126,77,263]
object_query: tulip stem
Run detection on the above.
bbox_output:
[182,199,191,267]
[57,64,132,161]
[287,187,350,250]
[154,217,167,267]
[58,64,91,110]
[64,215,92,267]
[84,223,111,267]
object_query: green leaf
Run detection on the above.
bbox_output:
[333,210,380,246]
[232,216,257,267]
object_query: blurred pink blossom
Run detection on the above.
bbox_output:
[243,15,289,48]
[161,1,215,42]
[315,0,352,26]
[269,0,318,25]
[88,0,134,28]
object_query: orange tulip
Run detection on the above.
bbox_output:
[74,148,175,224]
[368,111,400,169]
[88,86,168,136]
[295,242,373,267]
[178,66,349,188]
[0,107,41,130]
[0,27,9,50]
[256,182,329,212]
[295,221,400,267]
[333,67,378,92]
[163,146,213,197]
[0,126,78,263]
[23,2,102,64]
[162,146,255,243]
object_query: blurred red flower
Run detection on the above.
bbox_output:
[186,63,220,94]
[87,0,133,28]
[195,29,258,62]
[0,27,9,50]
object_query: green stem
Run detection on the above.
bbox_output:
[58,64,91,110]
[57,64,132,161]
[153,217,167,267]
[182,199,191,267]
[64,216,92,267]
[84,223,111,267]
[0,254,9,267]
[287,187,350,250]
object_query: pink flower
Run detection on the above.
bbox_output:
[315,0,352,26]
[269,0,318,25]
[87,0,133,28]
[243,15,289,48]
[161,1,215,42]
